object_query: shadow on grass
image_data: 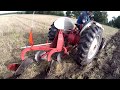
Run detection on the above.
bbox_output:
[23,32,48,45]
[22,32,49,58]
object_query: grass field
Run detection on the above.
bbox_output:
[0,14,119,79]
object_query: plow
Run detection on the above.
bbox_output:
[5,16,106,79]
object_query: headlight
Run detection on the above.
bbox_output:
[82,19,86,23]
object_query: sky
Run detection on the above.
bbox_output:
[0,11,18,14]
[107,11,120,21]
[0,11,120,22]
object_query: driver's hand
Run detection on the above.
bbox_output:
[73,24,78,30]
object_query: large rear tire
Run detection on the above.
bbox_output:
[75,24,103,66]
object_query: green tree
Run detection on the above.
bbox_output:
[93,11,108,24]
[25,11,34,14]
[108,16,120,29]
[66,11,72,17]
[108,17,116,27]
[25,11,64,16]
[114,16,120,28]
[72,11,81,18]
[53,11,64,16]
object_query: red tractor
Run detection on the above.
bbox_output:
[6,17,106,79]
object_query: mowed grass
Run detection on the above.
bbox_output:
[0,14,119,78]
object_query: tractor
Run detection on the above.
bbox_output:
[6,17,106,79]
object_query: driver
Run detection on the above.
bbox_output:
[76,11,94,30]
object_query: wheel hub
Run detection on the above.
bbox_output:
[87,37,99,60]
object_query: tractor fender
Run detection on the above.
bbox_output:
[80,21,104,35]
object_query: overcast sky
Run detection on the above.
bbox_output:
[107,11,120,21]
[0,11,120,21]
[0,11,18,14]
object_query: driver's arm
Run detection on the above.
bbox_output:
[82,12,89,22]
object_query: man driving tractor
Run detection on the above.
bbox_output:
[76,11,94,30]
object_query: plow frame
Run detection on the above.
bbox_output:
[21,29,68,62]
[6,29,78,79]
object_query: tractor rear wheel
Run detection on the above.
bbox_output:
[75,24,103,66]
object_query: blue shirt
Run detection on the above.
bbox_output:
[77,11,90,25]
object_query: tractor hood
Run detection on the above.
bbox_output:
[54,17,74,31]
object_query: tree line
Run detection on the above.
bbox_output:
[16,11,120,29]
[66,11,120,29]
[17,11,64,16]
